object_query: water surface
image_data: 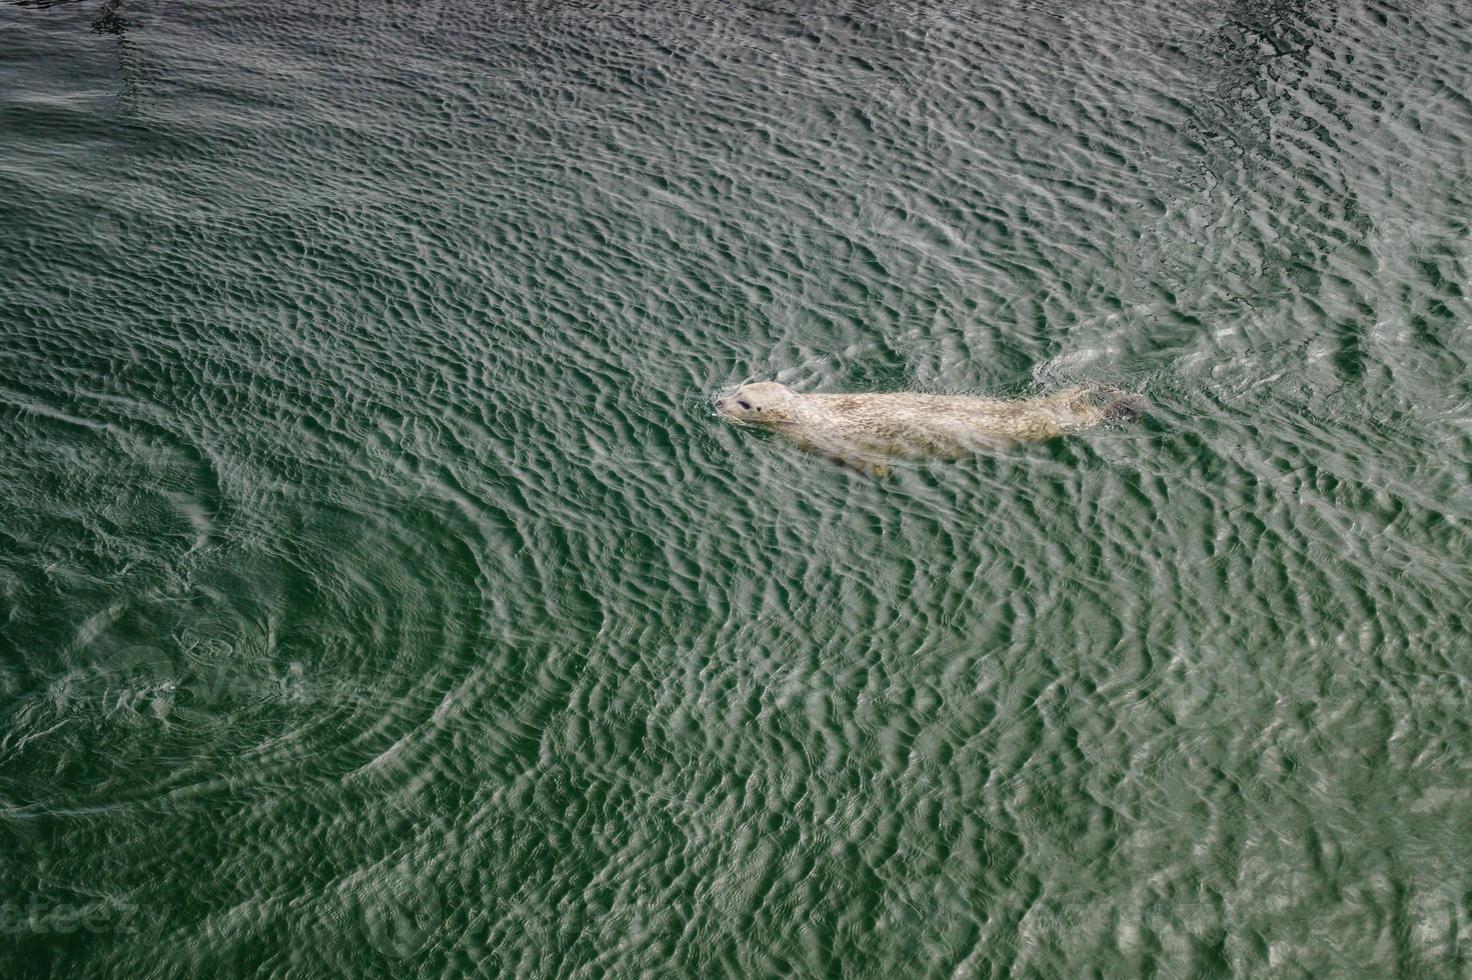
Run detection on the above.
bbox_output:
[2,0,1472,975]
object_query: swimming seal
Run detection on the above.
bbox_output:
[715,381,1144,477]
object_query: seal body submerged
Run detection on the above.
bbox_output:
[715,381,1142,476]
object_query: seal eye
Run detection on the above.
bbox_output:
[737,400,752,410]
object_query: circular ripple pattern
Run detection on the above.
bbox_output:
[3,0,1472,977]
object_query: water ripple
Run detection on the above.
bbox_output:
[4,0,1472,976]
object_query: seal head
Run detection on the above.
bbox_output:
[714,382,799,426]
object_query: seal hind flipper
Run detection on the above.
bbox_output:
[1062,384,1148,423]
[1088,385,1149,422]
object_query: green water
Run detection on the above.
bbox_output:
[3,0,1472,976]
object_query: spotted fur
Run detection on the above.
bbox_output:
[715,381,1142,476]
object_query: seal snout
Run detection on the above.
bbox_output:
[713,381,795,426]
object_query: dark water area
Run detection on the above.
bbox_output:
[2,0,1471,976]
